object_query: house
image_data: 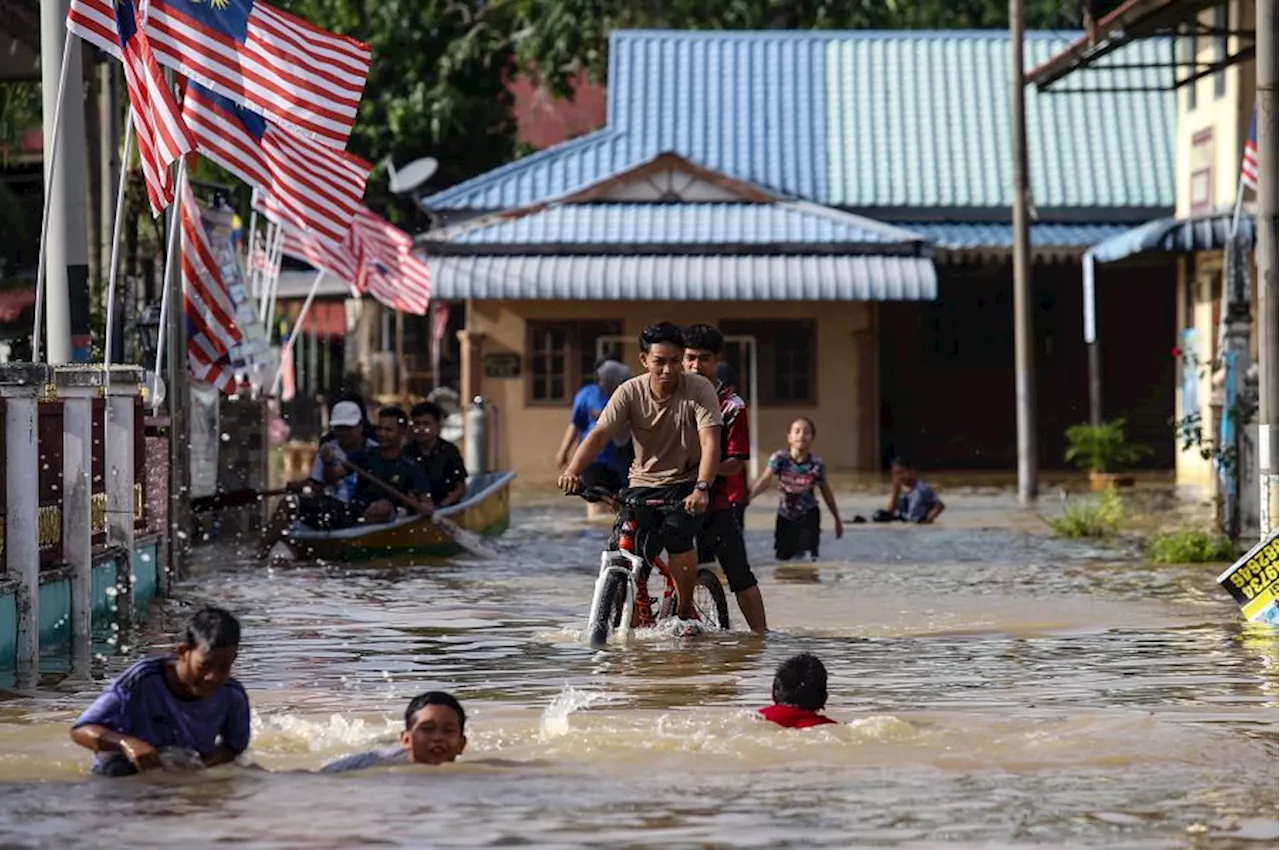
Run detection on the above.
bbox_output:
[1026,0,1263,509]
[421,30,1178,483]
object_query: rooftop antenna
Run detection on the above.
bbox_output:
[385,156,439,196]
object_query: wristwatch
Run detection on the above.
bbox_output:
[694,481,711,492]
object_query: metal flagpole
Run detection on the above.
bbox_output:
[263,226,285,333]
[32,36,75,363]
[269,271,323,397]
[102,114,136,377]
[151,161,187,413]
[255,219,276,323]
[1010,0,1038,503]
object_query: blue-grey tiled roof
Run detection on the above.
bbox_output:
[905,222,1133,250]
[425,30,1173,214]
[431,203,924,247]
[426,254,937,301]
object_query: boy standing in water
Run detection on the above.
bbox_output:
[321,691,468,772]
[70,607,251,776]
[681,323,768,634]
[759,653,838,728]
[749,418,844,561]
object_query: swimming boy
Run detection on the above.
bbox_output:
[759,653,837,728]
[749,417,844,561]
[70,607,251,776]
[321,691,468,772]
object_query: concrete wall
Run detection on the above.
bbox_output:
[464,299,876,483]
[1176,0,1256,218]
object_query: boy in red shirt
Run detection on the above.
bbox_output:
[682,323,768,634]
[759,652,838,728]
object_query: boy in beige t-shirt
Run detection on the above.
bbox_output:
[560,321,723,621]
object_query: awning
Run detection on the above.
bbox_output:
[426,254,936,301]
[1090,213,1256,263]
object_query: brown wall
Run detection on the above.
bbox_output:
[879,256,1179,471]
[465,300,876,482]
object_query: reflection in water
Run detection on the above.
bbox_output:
[0,494,1274,848]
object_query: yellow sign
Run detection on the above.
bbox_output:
[1217,531,1280,626]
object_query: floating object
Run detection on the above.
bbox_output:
[1217,530,1279,626]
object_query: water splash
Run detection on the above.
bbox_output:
[538,686,614,740]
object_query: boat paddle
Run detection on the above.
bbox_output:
[190,486,296,514]
[335,456,502,560]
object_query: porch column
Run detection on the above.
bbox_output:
[54,366,104,672]
[105,367,142,622]
[0,364,51,686]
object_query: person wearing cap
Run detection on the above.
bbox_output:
[554,356,634,503]
[256,399,378,559]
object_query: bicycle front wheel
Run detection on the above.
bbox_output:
[659,568,731,631]
[586,569,628,648]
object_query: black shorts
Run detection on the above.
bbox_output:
[698,507,757,593]
[775,508,821,561]
[610,482,702,559]
[296,494,362,530]
[580,461,625,496]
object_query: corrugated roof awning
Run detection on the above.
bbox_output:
[1091,213,1256,263]
[904,222,1132,252]
[426,254,936,301]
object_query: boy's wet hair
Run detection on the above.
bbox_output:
[405,691,466,731]
[772,653,828,712]
[681,323,723,355]
[792,416,817,438]
[378,407,409,429]
[410,401,443,423]
[638,321,684,353]
[184,607,241,652]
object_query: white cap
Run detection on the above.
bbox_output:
[329,400,364,428]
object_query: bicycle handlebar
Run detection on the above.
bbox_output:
[573,486,686,510]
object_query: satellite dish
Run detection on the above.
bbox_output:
[386,156,439,196]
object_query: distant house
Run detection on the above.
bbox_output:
[421,30,1178,482]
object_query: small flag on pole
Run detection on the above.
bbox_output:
[1241,107,1259,191]
[179,179,242,393]
[67,0,195,215]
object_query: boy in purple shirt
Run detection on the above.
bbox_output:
[71,607,251,777]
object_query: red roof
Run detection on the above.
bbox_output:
[508,73,606,149]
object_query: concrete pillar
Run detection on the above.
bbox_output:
[54,366,103,672]
[106,367,142,620]
[0,365,52,686]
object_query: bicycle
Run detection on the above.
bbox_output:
[575,486,730,648]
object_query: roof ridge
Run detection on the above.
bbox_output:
[609,28,1082,42]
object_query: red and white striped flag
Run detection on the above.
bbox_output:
[66,0,195,215]
[145,0,371,148]
[179,179,242,393]
[1241,108,1259,191]
[183,83,370,250]
[252,192,359,284]
[353,208,432,315]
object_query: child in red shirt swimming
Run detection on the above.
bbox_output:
[758,652,838,728]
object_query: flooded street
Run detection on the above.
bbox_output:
[0,488,1275,849]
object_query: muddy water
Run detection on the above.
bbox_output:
[0,490,1275,849]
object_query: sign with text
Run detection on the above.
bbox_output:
[1217,530,1279,626]
[483,352,522,378]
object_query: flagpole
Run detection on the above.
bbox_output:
[151,160,187,414]
[244,187,259,286]
[263,226,285,333]
[31,35,75,363]
[256,220,277,328]
[102,113,136,378]
[269,270,322,397]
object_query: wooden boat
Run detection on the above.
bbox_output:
[283,471,515,562]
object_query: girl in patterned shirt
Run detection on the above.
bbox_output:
[749,417,844,560]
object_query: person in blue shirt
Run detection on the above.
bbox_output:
[554,357,633,494]
[873,457,945,524]
[70,607,251,777]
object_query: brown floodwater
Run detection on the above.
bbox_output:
[0,487,1274,849]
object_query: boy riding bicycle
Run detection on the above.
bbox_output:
[559,321,723,622]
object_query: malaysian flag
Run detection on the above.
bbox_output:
[144,0,371,148]
[179,179,241,393]
[1241,108,1258,190]
[66,0,195,215]
[183,83,371,249]
[252,192,358,284]
[353,208,432,315]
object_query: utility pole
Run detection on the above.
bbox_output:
[99,61,120,298]
[1257,0,1279,537]
[1010,0,1038,504]
[39,0,90,365]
